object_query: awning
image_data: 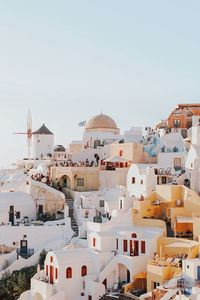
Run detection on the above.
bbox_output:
[176,216,193,224]
[105,156,128,163]
[134,272,147,279]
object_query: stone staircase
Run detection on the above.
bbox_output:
[39,183,79,240]
[65,198,79,237]
[71,217,79,237]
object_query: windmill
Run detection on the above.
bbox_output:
[13,110,33,159]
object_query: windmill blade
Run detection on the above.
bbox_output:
[14,110,33,159]
[27,109,32,133]
[27,110,32,159]
[13,132,28,135]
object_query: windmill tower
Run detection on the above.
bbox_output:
[14,110,33,159]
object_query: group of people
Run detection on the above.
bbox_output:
[31,173,53,187]
[54,155,100,168]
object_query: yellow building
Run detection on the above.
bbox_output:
[133,184,200,240]
[110,142,158,165]
[50,166,99,198]
[147,237,198,292]
[110,143,144,164]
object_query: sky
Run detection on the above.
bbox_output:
[0,0,200,168]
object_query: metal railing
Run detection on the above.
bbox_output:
[16,248,34,259]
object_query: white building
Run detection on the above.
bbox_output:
[82,113,121,150]
[157,132,186,172]
[0,191,36,225]
[70,114,143,165]
[185,122,200,193]
[52,145,71,164]
[26,208,164,300]
[33,124,54,160]
[126,164,157,198]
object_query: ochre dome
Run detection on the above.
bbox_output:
[86,114,118,130]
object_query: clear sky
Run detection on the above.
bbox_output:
[0,0,200,168]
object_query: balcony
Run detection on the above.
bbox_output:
[147,257,181,280]
[16,248,34,259]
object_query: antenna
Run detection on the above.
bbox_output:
[13,110,33,159]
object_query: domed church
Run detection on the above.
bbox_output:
[85,113,120,134]
[82,113,121,149]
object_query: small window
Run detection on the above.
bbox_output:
[132,177,135,184]
[191,163,193,168]
[131,233,137,238]
[187,265,189,269]
[119,150,123,157]
[66,267,72,278]
[93,238,96,247]
[99,200,104,207]
[50,256,53,263]
[81,265,87,277]
[116,238,118,250]
[55,268,58,279]
[46,265,48,276]
[16,211,20,219]
[141,241,146,254]
[140,180,143,185]
[174,119,181,128]
[77,178,84,186]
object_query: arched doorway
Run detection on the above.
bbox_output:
[33,292,43,300]
[60,175,71,189]
[118,263,131,284]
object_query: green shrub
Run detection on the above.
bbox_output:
[0,250,47,300]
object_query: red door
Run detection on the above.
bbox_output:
[134,240,139,256]
[130,240,133,256]
[50,266,54,284]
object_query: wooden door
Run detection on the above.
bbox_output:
[50,266,54,284]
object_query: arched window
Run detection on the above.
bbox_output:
[119,150,123,157]
[81,265,87,276]
[66,267,72,278]
[131,233,137,238]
